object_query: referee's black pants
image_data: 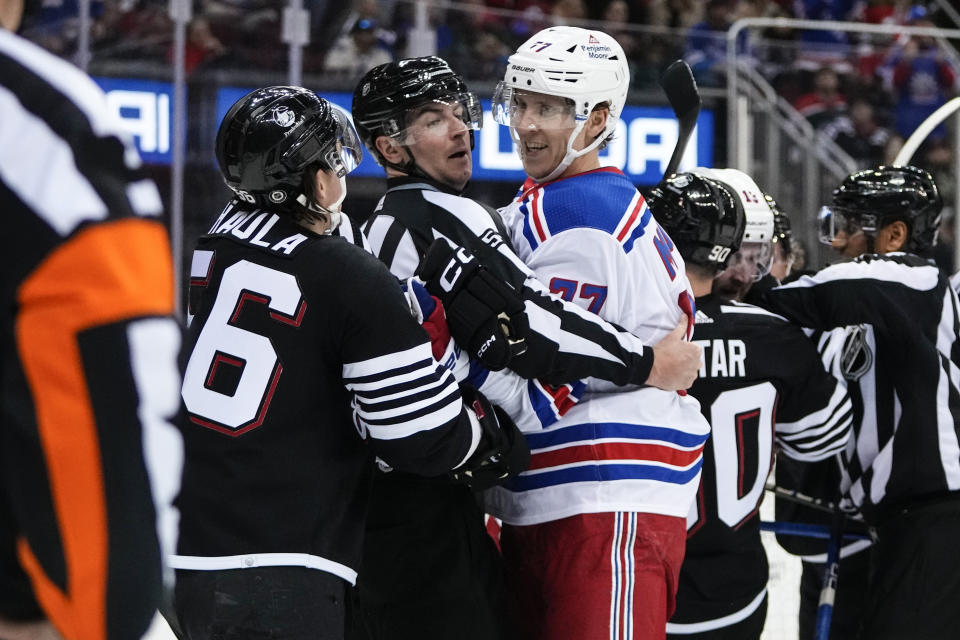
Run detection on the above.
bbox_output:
[349,480,505,640]
[858,496,960,640]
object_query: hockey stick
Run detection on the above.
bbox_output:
[764,482,865,519]
[659,60,702,180]
[893,96,960,165]
[814,509,845,640]
[759,520,869,541]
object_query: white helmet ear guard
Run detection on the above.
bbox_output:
[693,167,776,280]
[494,26,630,183]
[692,167,775,244]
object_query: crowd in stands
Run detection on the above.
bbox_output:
[17,0,959,266]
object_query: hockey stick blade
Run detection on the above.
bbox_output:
[659,60,702,180]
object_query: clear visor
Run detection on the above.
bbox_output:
[724,241,774,282]
[392,93,482,145]
[818,206,877,245]
[283,108,363,178]
[491,83,581,130]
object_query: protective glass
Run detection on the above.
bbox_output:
[725,241,774,282]
[283,108,363,178]
[392,93,482,144]
[817,206,877,245]
[491,83,580,130]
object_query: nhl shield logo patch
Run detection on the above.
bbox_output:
[840,325,873,382]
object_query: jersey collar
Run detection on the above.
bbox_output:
[386,175,464,197]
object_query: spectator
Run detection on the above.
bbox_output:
[822,97,896,167]
[551,0,587,24]
[324,18,393,79]
[684,0,738,87]
[166,16,228,74]
[601,0,641,60]
[792,0,856,73]
[441,1,513,81]
[793,66,848,130]
[887,8,956,141]
[922,138,956,218]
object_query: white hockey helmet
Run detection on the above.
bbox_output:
[693,167,775,280]
[492,26,630,183]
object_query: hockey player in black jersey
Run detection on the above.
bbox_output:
[646,171,853,640]
[170,86,527,640]
[349,56,701,640]
[756,165,960,640]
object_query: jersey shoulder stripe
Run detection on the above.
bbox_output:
[719,302,789,322]
[780,254,940,292]
[519,168,649,252]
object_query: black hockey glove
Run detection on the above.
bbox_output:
[416,239,528,371]
[452,386,530,491]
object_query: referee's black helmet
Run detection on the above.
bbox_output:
[351,56,481,167]
[832,165,942,253]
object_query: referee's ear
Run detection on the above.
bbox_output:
[0,0,24,31]
[877,220,909,255]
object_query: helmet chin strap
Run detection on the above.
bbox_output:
[298,174,346,234]
[527,120,608,184]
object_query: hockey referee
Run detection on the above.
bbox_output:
[0,2,184,639]
[757,165,960,640]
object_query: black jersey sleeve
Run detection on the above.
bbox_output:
[756,255,941,332]
[365,212,654,387]
[332,247,480,476]
[766,322,853,461]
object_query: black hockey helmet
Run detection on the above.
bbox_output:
[822,165,942,253]
[215,86,362,214]
[351,56,482,167]
[646,172,746,270]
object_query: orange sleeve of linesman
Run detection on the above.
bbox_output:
[1,28,184,640]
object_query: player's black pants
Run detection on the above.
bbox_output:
[856,495,960,640]
[173,566,347,640]
[798,550,870,640]
[348,476,505,640]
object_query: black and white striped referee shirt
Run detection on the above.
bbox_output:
[1,29,182,638]
[758,252,960,521]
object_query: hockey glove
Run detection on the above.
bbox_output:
[452,385,530,491]
[416,239,529,371]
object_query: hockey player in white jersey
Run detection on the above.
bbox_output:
[486,26,710,640]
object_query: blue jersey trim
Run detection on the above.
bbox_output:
[621,205,652,253]
[507,458,704,491]
[525,422,709,450]
[466,360,490,388]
